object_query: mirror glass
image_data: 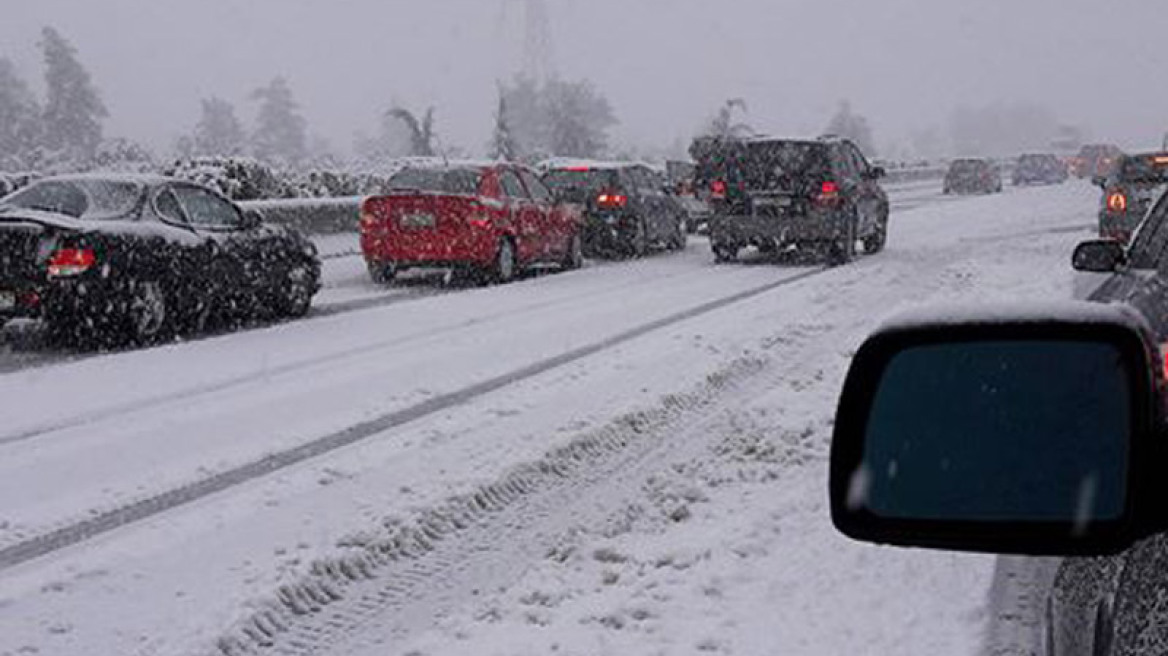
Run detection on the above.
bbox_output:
[849,339,1131,528]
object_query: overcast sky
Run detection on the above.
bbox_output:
[2,0,1166,158]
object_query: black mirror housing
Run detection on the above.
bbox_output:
[1073,239,1126,272]
[830,303,1164,556]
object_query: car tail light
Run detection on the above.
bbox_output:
[815,180,842,207]
[710,179,728,200]
[597,192,628,209]
[1159,343,1168,381]
[468,214,492,229]
[48,247,96,277]
[1107,191,1128,214]
[359,199,380,229]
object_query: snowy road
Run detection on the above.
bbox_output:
[0,181,1098,656]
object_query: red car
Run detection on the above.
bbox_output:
[360,161,584,284]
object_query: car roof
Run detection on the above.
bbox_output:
[540,158,646,172]
[37,172,174,187]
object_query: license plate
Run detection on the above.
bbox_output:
[400,213,436,228]
[0,292,14,311]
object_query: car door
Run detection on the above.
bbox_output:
[518,168,566,259]
[171,183,268,297]
[499,168,544,262]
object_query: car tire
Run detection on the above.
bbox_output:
[712,242,738,263]
[368,262,396,284]
[562,233,584,270]
[274,258,319,318]
[828,218,857,266]
[124,279,170,345]
[490,238,517,284]
[863,214,888,254]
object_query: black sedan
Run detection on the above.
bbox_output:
[0,174,321,345]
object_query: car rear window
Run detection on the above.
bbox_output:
[385,168,482,195]
[1117,155,1168,184]
[949,160,989,174]
[693,140,829,190]
[0,179,142,219]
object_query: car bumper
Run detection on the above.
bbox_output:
[708,211,848,245]
[361,229,498,268]
[581,214,638,252]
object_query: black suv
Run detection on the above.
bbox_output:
[1095,152,1168,244]
[690,136,888,265]
[541,162,686,257]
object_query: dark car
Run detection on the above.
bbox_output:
[1095,152,1168,243]
[0,174,321,345]
[691,135,889,265]
[540,161,686,257]
[943,158,1003,195]
[1073,143,1124,179]
[1013,153,1069,186]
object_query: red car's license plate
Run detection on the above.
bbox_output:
[400,213,436,228]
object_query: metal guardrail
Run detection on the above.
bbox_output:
[241,196,362,235]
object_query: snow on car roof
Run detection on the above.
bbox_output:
[539,158,649,172]
[875,300,1152,336]
[39,172,175,186]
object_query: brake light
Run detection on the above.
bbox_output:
[468,215,492,229]
[710,179,728,200]
[597,192,628,209]
[816,180,842,207]
[48,247,96,277]
[1107,191,1128,214]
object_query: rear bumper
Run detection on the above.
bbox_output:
[581,213,638,252]
[361,228,498,268]
[708,211,848,245]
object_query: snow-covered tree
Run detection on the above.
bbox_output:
[825,100,875,156]
[193,97,246,157]
[704,98,753,139]
[0,58,42,170]
[40,26,107,163]
[250,77,307,166]
[387,106,436,157]
[498,76,547,160]
[488,92,519,161]
[542,79,616,158]
[93,137,155,172]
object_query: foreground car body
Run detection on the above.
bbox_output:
[691,135,889,265]
[540,160,686,257]
[359,161,583,284]
[0,174,321,344]
[1095,152,1168,244]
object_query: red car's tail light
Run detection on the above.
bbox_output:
[467,214,492,229]
[1107,191,1128,214]
[359,199,380,229]
[710,179,728,200]
[597,192,628,209]
[48,247,96,277]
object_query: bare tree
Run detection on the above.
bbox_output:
[705,98,753,139]
[387,106,436,157]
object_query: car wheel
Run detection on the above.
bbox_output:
[631,219,649,258]
[491,238,517,284]
[124,280,169,345]
[863,215,888,254]
[275,259,318,318]
[712,242,738,263]
[368,261,396,284]
[827,218,857,266]
[562,233,584,270]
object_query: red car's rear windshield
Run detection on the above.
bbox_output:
[384,168,481,195]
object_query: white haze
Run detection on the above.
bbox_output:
[2,0,1166,158]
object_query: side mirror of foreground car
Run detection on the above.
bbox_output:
[830,303,1166,556]
[1073,239,1127,273]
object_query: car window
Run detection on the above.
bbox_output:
[153,188,186,224]
[0,179,141,220]
[518,169,554,203]
[172,185,242,229]
[1129,196,1168,269]
[499,169,528,199]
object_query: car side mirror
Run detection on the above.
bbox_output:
[830,304,1163,556]
[1073,239,1126,272]
[1092,176,1108,188]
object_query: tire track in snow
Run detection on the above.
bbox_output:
[0,266,826,572]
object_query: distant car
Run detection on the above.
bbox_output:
[691,135,889,265]
[1072,143,1123,179]
[1013,153,1068,186]
[943,159,1003,195]
[1095,152,1168,243]
[541,161,686,257]
[0,174,321,345]
[360,161,583,284]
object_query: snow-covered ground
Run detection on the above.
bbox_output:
[0,181,1099,656]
